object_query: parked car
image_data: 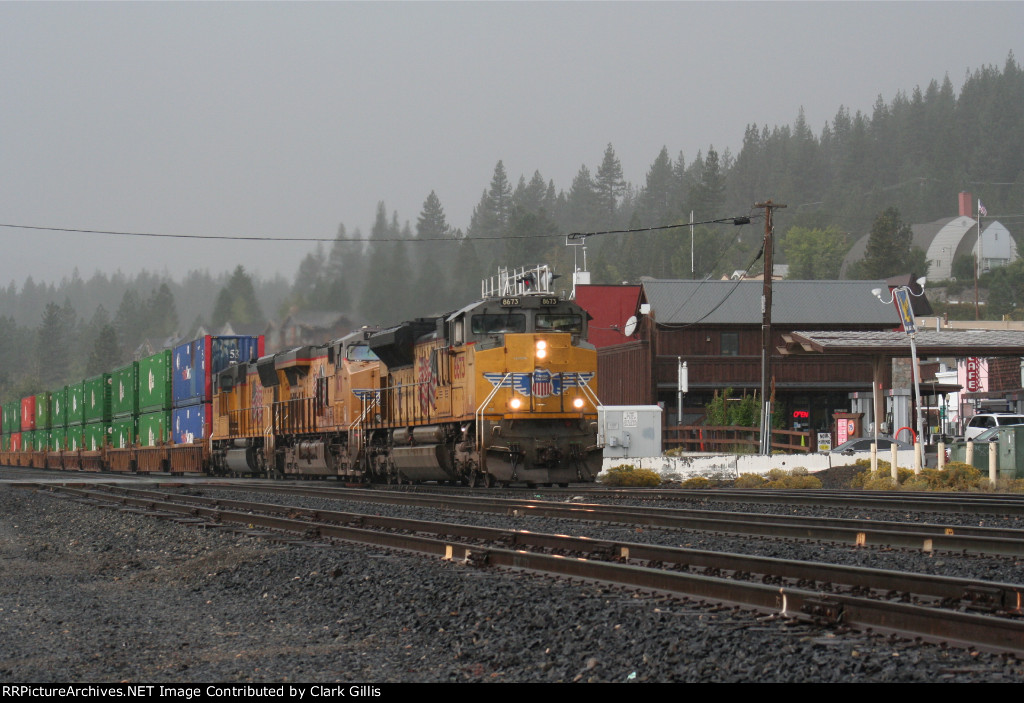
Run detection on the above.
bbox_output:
[829,436,912,455]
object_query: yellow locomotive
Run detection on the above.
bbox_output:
[211,266,601,485]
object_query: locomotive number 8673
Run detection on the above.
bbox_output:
[211,265,602,486]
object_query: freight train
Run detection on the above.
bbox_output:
[0,266,602,485]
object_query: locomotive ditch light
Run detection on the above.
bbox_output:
[509,397,522,410]
[573,398,585,409]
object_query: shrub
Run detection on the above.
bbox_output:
[600,464,661,487]
[942,462,984,490]
[733,469,821,489]
[847,461,984,491]
[681,476,712,489]
[848,465,913,488]
[763,468,822,489]
[735,473,767,488]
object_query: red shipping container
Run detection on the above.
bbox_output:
[10,432,22,452]
[21,396,36,431]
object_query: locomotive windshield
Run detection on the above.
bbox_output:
[536,313,583,333]
[347,344,380,362]
[471,314,527,335]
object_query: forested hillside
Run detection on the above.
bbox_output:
[3,55,1021,400]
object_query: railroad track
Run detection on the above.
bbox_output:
[189,482,1024,556]
[375,483,1024,517]
[34,482,1024,658]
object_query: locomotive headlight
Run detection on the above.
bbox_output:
[573,397,585,409]
[509,397,522,410]
[535,340,548,359]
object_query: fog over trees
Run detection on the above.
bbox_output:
[2,55,1023,399]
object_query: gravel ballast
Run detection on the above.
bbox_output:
[1,484,1022,683]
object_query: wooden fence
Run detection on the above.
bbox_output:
[662,424,812,454]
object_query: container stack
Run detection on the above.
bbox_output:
[66,381,85,451]
[50,387,67,451]
[0,334,262,470]
[110,362,140,449]
[83,374,112,451]
[172,336,263,446]
[138,350,173,447]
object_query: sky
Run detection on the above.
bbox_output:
[1,1,1022,290]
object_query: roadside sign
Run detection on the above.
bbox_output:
[894,287,916,334]
[817,433,832,452]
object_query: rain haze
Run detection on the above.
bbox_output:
[1,1,1022,288]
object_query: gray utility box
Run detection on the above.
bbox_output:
[598,405,663,459]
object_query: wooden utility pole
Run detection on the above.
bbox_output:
[755,200,786,454]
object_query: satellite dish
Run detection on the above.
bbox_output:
[623,315,638,337]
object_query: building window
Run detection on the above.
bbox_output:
[721,332,739,356]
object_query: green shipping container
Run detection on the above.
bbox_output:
[111,362,140,418]
[50,387,67,428]
[22,430,35,451]
[83,421,110,452]
[0,435,7,452]
[138,410,171,446]
[66,426,84,452]
[110,416,137,449]
[139,351,173,413]
[83,374,112,423]
[34,392,51,430]
[49,426,67,452]
[2,402,19,435]
[67,383,85,425]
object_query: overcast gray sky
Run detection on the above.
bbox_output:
[1,1,1021,288]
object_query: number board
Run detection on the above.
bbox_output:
[501,298,520,307]
[540,297,559,306]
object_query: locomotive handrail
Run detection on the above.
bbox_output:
[575,373,603,408]
[349,393,380,430]
[475,372,512,450]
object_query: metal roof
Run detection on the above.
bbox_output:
[641,279,902,326]
[786,329,1024,356]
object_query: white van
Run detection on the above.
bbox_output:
[964,412,1024,440]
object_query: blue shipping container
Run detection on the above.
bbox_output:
[172,335,263,407]
[172,403,211,444]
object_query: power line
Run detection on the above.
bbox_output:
[0,216,759,244]
[0,222,558,243]
[567,214,757,240]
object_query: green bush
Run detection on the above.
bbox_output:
[600,464,662,487]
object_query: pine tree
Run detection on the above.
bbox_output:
[211,266,265,329]
[594,143,625,223]
[854,207,917,279]
[689,147,726,216]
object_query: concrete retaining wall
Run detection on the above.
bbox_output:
[600,450,919,482]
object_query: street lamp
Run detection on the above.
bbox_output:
[872,277,927,473]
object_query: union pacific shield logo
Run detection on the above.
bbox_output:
[485,370,594,398]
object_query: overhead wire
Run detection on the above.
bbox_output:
[0,214,760,244]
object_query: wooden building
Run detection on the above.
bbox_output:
[582,279,904,433]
